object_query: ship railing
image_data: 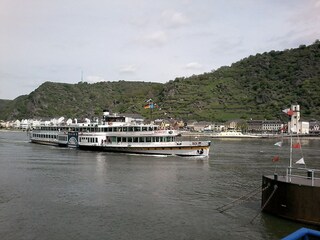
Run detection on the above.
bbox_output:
[285,167,320,187]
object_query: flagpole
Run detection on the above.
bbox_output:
[289,132,293,181]
[290,136,292,168]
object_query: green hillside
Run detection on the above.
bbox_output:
[0,81,164,120]
[158,41,320,121]
[1,40,319,121]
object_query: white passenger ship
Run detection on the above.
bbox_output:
[30,111,211,157]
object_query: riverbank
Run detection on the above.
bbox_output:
[181,131,320,139]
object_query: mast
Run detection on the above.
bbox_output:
[289,131,293,172]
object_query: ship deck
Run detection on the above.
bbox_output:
[264,174,320,187]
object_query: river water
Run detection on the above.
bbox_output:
[1,131,320,240]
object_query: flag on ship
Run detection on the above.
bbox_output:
[292,143,301,149]
[295,158,305,165]
[272,155,280,162]
[274,141,282,147]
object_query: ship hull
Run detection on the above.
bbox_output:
[261,175,320,226]
[30,139,59,146]
[78,144,210,157]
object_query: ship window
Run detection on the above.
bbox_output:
[140,137,145,142]
[128,127,134,132]
[133,137,138,142]
[142,127,148,131]
[155,137,159,142]
[123,127,127,132]
[146,137,151,142]
[117,137,121,143]
[128,137,133,142]
[134,127,140,132]
[148,127,153,131]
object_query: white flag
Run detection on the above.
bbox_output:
[295,158,305,165]
[274,141,282,147]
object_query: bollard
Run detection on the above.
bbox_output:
[307,170,312,179]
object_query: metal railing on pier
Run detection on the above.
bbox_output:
[283,167,320,187]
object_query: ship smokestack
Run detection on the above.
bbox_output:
[103,109,110,116]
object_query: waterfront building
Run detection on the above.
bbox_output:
[247,120,263,133]
[288,104,309,134]
[309,120,320,135]
[262,120,283,132]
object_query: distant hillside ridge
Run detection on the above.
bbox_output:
[158,40,320,121]
[0,40,319,121]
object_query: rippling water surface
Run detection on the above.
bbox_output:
[1,131,320,239]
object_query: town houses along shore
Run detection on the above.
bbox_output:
[1,105,319,138]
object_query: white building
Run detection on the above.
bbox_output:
[262,120,283,132]
[288,104,309,134]
[13,120,21,128]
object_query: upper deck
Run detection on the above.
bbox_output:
[265,167,320,187]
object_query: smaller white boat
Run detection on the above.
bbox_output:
[211,130,260,138]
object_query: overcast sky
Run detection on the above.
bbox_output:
[1,0,319,100]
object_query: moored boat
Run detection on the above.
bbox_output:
[211,130,260,138]
[261,105,320,226]
[30,128,60,146]
[282,227,320,240]
[262,169,320,226]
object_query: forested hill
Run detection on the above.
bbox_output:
[159,41,320,121]
[1,40,320,121]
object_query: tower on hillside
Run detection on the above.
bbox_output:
[288,104,309,134]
